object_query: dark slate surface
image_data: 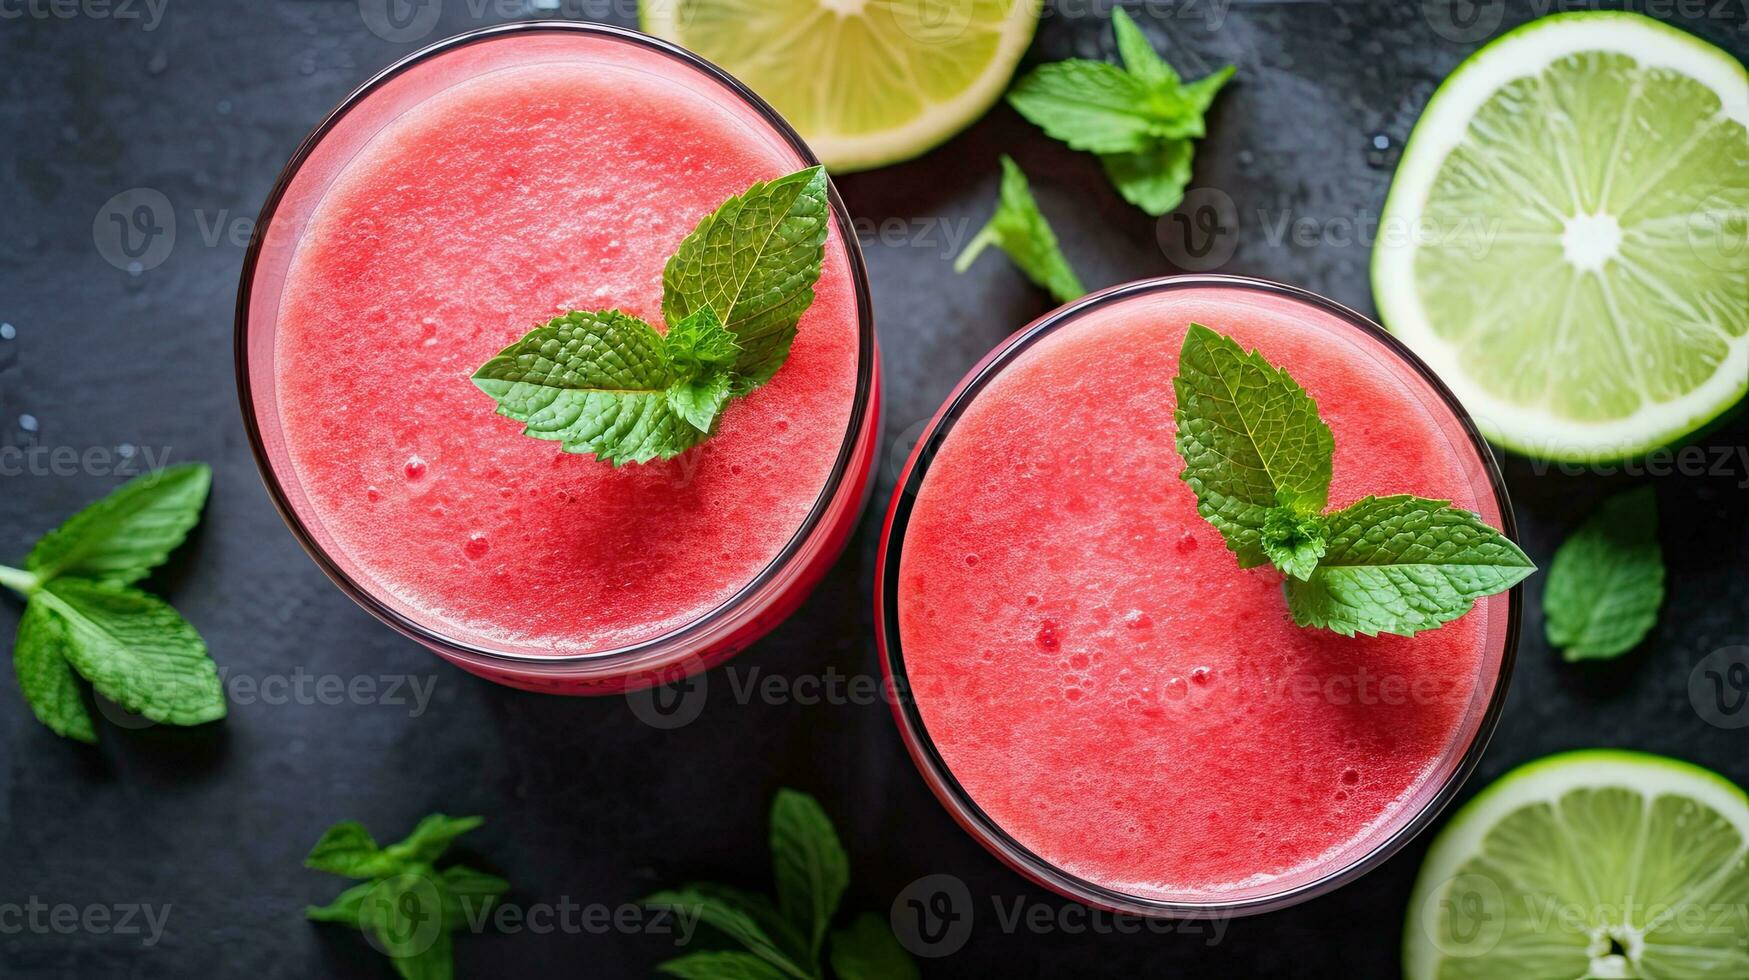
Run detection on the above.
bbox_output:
[2,2,1746,977]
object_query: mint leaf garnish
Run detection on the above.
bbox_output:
[1172,326,1533,637]
[1173,323,1334,570]
[770,788,849,960]
[663,166,831,389]
[37,578,223,726]
[13,600,96,743]
[954,155,1086,304]
[830,913,921,980]
[305,813,508,980]
[4,463,223,741]
[474,168,828,465]
[1009,7,1234,216]
[1544,487,1665,660]
[472,307,743,465]
[645,789,915,980]
[26,462,210,585]
[1285,496,1535,637]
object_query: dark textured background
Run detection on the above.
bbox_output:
[2,1,1746,977]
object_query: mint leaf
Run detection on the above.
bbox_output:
[1261,509,1328,582]
[1286,496,1535,638]
[1111,6,1175,89]
[1544,487,1664,660]
[1007,60,1160,153]
[830,913,919,980]
[1009,9,1233,215]
[391,814,485,865]
[305,880,375,925]
[1173,323,1334,568]
[647,886,812,979]
[306,815,501,980]
[1100,137,1195,216]
[25,463,211,586]
[658,953,794,980]
[12,600,96,743]
[472,308,741,465]
[662,166,830,389]
[955,156,1086,304]
[770,789,848,961]
[306,821,399,879]
[36,578,224,726]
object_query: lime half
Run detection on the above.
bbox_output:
[1405,750,1749,979]
[640,0,1042,172]
[1374,13,1748,462]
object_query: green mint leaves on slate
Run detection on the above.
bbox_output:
[645,789,917,980]
[1009,7,1234,216]
[472,167,830,466]
[1172,325,1534,638]
[305,813,509,980]
[954,155,1086,304]
[3,463,224,742]
[1544,487,1665,661]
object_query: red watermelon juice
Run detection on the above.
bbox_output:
[241,26,877,692]
[878,278,1514,912]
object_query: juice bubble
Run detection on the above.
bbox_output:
[464,533,490,560]
[404,455,428,480]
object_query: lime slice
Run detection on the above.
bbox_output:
[640,0,1042,172]
[1373,13,1748,463]
[1405,750,1749,980]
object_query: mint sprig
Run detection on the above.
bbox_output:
[645,789,917,980]
[1543,487,1665,660]
[473,167,830,466]
[3,463,223,742]
[1009,7,1234,216]
[954,155,1086,304]
[305,813,509,980]
[1173,326,1534,637]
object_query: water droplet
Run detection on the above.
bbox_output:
[116,443,135,459]
[17,413,39,433]
[127,261,143,276]
[404,455,428,480]
[464,533,490,560]
[299,59,316,76]
[1035,620,1060,652]
[216,99,232,114]
[1366,132,1399,170]
[0,322,14,340]
[146,50,168,75]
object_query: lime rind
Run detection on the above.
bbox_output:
[1374,12,1749,464]
[1404,749,1749,980]
[640,0,1043,172]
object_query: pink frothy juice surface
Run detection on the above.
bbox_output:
[895,284,1509,903]
[266,33,860,656]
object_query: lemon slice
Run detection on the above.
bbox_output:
[640,0,1042,172]
[1373,13,1748,462]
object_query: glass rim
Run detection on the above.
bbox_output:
[875,273,1523,917]
[234,21,878,672]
